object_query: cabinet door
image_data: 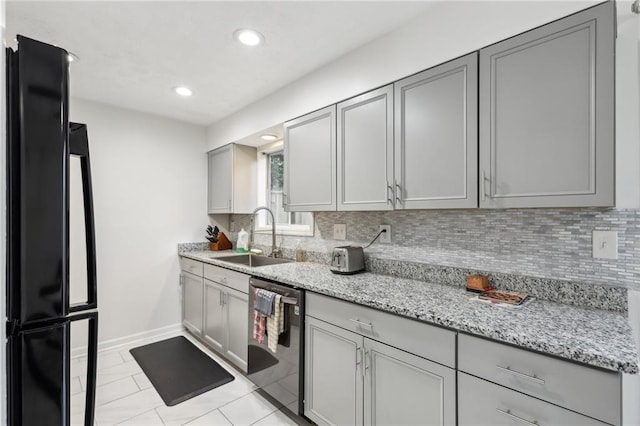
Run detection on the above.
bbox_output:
[304,317,363,426]
[208,144,233,213]
[182,272,203,335]
[203,279,225,352]
[284,106,337,212]
[458,372,607,426]
[364,339,456,426]
[479,2,614,208]
[394,53,478,209]
[224,287,248,372]
[337,85,394,211]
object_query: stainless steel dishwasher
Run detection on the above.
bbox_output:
[247,277,304,416]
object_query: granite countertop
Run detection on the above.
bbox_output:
[181,250,639,374]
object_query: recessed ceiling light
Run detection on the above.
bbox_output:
[261,134,278,141]
[234,29,264,47]
[173,86,193,97]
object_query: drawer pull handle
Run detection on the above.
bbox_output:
[349,318,373,331]
[496,365,545,385]
[496,408,538,426]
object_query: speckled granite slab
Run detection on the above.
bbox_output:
[225,242,627,312]
[365,257,628,312]
[180,250,639,374]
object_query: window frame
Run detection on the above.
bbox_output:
[255,141,314,236]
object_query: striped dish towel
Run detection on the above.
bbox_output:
[252,289,266,344]
[267,295,285,353]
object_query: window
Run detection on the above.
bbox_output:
[255,143,314,236]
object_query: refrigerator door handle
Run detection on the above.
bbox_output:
[69,123,98,313]
[67,311,99,426]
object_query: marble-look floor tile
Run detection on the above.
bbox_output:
[71,391,87,425]
[81,361,143,389]
[115,408,164,426]
[71,376,83,396]
[132,372,153,390]
[219,391,279,426]
[96,351,125,371]
[251,409,299,426]
[119,348,135,362]
[96,376,140,407]
[155,378,255,426]
[183,409,232,425]
[261,382,296,406]
[95,388,163,426]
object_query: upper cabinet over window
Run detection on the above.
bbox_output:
[395,53,478,209]
[207,143,257,214]
[337,85,394,211]
[479,1,615,208]
[284,106,337,212]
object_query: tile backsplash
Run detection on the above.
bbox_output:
[227,208,640,291]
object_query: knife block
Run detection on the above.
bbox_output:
[209,232,232,251]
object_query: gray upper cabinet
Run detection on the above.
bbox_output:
[479,2,615,208]
[394,53,478,209]
[284,106,337,212]
[207,143,257,214]
[337,85,394,211]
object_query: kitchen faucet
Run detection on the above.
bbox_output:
[249,206,280,257]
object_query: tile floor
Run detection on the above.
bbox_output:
[70,332,301,425]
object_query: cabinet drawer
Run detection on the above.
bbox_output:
[306,293,455,368]
[458,372,607,426]
[180,257,203,277]
[204,263,249,294]
[458,334,620,425]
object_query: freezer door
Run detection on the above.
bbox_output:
[7,35,70,323]
[7,313,98,426]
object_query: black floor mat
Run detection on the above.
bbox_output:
[130,336,234,406]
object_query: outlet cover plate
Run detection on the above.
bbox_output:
[334,224,346,240]
[592,230,617,259]
[379,225,391,243]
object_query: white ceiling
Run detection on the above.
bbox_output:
[6,1,434,126]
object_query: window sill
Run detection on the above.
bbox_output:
[254,225,314,237]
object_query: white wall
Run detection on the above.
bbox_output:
[69,98,207,347]
[206,1,596,149]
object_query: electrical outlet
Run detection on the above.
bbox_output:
[334,224,346,240]
[593,230,617,259]
[379,225,391,243]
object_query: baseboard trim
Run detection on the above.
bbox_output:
[71,323,185,358]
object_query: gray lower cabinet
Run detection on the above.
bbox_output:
[458,333,621,425]
[479,1,615,208]
[394,52,478,209]
[305,312,455,426]
[458,373,607,426]
[203,279,225,352]
[180,257,249,372]
[284,105,337,212]
[364,339,455,426]
[337,85,394,211]
[181,271,203,335]
[305,317,363,426]
[203,278,248,372]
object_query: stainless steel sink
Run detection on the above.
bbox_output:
[213,254,293,267]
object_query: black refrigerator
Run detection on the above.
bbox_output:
[6,35,98,426]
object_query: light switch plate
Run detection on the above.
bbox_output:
[592,230,618,259]
[334,224,346,240]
